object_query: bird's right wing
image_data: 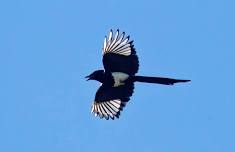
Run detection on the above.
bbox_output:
[102,29,139,75]
[91,82,134,120]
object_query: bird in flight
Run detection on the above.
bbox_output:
[86,29,190,120]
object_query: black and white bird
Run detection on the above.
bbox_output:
[86,29,190,120]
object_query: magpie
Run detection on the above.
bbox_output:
[86,29,190,120]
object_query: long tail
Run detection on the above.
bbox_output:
[132,76,190,85]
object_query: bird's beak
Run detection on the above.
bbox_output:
[85,75,91,81]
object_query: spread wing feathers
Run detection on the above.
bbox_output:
[103,29,132,56]
[102,29,139,75]
[91,99,126,120]
[91,82,134,120]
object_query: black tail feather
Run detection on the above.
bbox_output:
[132,76,190,85]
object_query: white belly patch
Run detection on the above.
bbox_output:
[111,72,129,87]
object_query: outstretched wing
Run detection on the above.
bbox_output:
[91,82,134,120]
[102,29,139,75]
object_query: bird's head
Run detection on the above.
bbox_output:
[85,70,105,82]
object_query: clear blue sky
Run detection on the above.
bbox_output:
[1,0,235,151]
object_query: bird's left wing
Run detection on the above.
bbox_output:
[91,82,134,120]
[102,29,139,75]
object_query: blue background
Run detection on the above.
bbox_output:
[1,0,234,151]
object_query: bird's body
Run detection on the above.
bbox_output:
[111,72,129,87]
[86,70,130,87]
[86,29,190,120]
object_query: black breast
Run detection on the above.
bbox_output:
[102,72,115,87]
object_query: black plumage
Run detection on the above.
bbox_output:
[86,29,190,120]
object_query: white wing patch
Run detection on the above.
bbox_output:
[91,99,124,120]
[102,29,132,56]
